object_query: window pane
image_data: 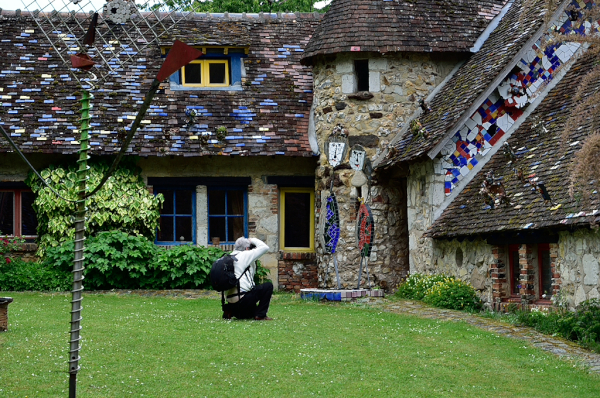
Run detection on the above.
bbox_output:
[284,192,311,248]
[0,192,14,235]
[541,249,552,297]
[185,63,202,84]
[209,63,226,84]
[208,190,226,215]
[176,190,193,215]
[355,59,369,92]
[228,217,244,243]
[511,249,520,295]
[175,217,193,242]
[158,216,174,242]
[157,189,174,214]
[21,191,38,236]
[206,48,224,54]
[227,190,244,215]
[209,217,226,242]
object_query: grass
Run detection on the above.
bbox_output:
[1,292,599,397]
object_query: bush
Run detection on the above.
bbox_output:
[395,273,482,312]
[26,160,163,256]
[503,299,600,353]
[423,277,482,312]
[152,244,225,289]
[0,257,71,292]
[42,231,270,290]
[395,273,448,300]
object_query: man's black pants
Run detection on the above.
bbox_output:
[223,282,273,319]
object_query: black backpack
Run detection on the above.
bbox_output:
[210,254,239,292]
[210,253,252,304]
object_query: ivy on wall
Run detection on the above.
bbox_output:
[26,160,164,256]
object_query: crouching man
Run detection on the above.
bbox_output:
[222,237,274,321]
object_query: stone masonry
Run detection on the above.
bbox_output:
[311,52,457,291]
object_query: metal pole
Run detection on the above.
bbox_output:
[69,90,91,398]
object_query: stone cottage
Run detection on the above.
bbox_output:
[301,0,509,290]
[0,10,322,291]
[377,0,600,309]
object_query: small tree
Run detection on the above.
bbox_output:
[26,160,164,257]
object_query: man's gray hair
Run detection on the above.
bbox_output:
[234,237,251,251]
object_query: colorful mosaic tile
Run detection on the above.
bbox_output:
[356,203,374,257]
[441,1,598,195]
[322,193,340,254]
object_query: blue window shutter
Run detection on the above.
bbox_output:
[230,56,242,85]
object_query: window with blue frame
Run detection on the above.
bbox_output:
[208,187,247,244]
[155,188,195,245]
[162,46,248,90]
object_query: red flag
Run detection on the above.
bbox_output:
[156,40,203,81]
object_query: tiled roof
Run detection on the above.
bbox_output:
[301,0,508,65]
[0,11,320,157]
[380,0,546,166]
[427,52,600,239]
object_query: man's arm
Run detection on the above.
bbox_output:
[246,238,269,263]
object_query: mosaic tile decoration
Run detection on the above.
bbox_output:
[321,193,341,254]
[441,0,599,196]
[300,288,384,302]
[356,203,374,258]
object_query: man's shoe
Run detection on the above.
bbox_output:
[223,311,233,320]
[254,316,274,321]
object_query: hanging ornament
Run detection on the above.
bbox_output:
[349,144,366,171]
[320,193,340,254]
[324,125,348,167]
[356,202,374,257]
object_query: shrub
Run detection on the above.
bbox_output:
[0,235,24,264]
[395,273,448,300]
[152,244,226,289]
[26,160,163,256]
[422,277,482,312]
[0,257,71,292]
[42,231,271,290]
[505,299,600,353]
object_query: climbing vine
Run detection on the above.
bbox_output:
[26,160,164,256]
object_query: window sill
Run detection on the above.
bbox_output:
[279,251,316,261]
[169,83,244,92]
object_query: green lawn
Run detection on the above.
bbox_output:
[1,292,599,397]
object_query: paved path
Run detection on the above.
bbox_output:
[96,289,600,374]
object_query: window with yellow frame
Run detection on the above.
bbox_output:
[279,188,315,252]
[182,59,229,87]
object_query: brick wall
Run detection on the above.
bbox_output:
[278,252,318,292]
[490,245,507,304]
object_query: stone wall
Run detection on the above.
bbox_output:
[557,230,600,307]
[431,238,494,305]
[432,229,600,310]
[406,159,446,275]
[311,52,459,290]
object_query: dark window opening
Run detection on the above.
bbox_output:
[355,59,369,92]
[208,188,246,244]
[156,189,194,244]
[209,62,226,85]
[509,244,520,296]
[284,192,311,248]
[0,190,38,238]
[539,244,552,299]
[184,63,202,84]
